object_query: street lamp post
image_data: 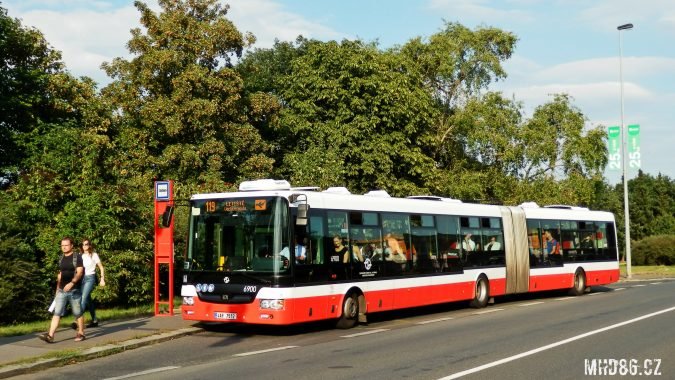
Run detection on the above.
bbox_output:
[617,23,633,278]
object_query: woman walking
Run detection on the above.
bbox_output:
[80,239,105,327]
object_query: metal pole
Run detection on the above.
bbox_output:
[618,24,632,278]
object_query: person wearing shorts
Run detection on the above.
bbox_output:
[39,237,86,343]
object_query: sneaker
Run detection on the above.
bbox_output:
[70,322,77,330]
[39,333,54,343]
[74,333,86,342]
[86,320,98,328]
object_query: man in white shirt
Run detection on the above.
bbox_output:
[462,233,476,251]
[485,236,501,251]
[294,239,307,263]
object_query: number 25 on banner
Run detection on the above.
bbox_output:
[607,126,621,171]
[627,124,641,169]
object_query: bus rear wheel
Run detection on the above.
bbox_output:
[336,293,359,329]
[569,269,586,296]
[469,276,489,308]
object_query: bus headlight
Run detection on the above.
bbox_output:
[259,299,284,310]
[183,296,194,306]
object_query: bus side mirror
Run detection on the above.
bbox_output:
[161,205,174,228]
[296,204,309,226]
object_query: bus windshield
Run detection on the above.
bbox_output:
[186,196,289,274]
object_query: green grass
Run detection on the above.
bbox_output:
[0,304,155,337]
[620,263,675,278]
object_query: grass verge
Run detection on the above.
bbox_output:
[620,263,675,279]
[0,304,154,337]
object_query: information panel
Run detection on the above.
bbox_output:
[627,124,640,169]
[608,126,621,171]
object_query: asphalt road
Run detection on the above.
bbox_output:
[20,279,675,380]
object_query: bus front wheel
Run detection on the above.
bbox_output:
[569,269,586,296]
[336,293,359,329]
[469,276,489,308]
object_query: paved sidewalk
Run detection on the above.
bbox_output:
[0,313,202,379]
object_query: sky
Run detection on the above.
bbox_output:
[3,0,674,184]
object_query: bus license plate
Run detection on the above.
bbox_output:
[214,312,237,320]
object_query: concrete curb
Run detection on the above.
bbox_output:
[0,327,202,379]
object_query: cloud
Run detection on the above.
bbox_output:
[578,0,675,32]
[9,5,141,84]
[532,57,675,83]
[226,0,345,48]
[7,0,344,84]
[426,0,534,25]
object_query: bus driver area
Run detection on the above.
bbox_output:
[180,179,619,328]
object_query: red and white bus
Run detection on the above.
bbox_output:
[181,179,619,328]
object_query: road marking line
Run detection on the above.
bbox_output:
[234,346,299,357]
[554,297,574,301]
[587,292,601,296]
[104,366,179,380]
[633,284,646,287]
[472,308,504,315]
[340,329,389,338]
[518,301,544,306]
[650,282,662,285]
[437,305,675,380]
[613,287,626,291]
[417,317,454,325]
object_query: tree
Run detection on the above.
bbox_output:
[102,0,273,193]
[0,6,64,185]
[241,38,441,195]
[97,0,278,304]
[625,171,675,240]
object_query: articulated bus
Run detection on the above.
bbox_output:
[181,179,619,328]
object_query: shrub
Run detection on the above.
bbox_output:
[631,235,675,265]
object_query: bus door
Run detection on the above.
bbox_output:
[293,209,333,284]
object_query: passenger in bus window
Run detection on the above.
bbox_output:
[543,230,561,255]
[384,233,406,263]
[332,236,350,263]
[294,237,307,264]
[580,233,595,249]
[462,233,477,251]
[485,236,501,251]
[361,242,381,261]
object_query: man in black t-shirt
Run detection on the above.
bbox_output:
[39,237,85,343]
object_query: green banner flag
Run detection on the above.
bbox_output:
[607,126,621,171]
[627,124,640,169]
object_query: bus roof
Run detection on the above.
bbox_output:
[190,180,615,222]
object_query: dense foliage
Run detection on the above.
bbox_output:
[632,235,675,265]
[0,1,672,324]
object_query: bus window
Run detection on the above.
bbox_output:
[527,220,542,267]
[436,215,462,273]
[410,215,437,273]
[382,213,410,275]
[309,215,324,264]
[559,221,577,262]
[411,226,438,274]
[460,216,482,267]
[596,222,615,260]
[482,218,504,266]
[578,221,596,261]
[541,220,562,266]
[325,211,349,280]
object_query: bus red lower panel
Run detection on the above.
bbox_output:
[183,295,341,325]
[529,273,573,292]
[529,268,620,292]
[586,268,620,286]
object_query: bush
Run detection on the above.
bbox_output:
[0,257,51,324]
[631,235,675,265]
